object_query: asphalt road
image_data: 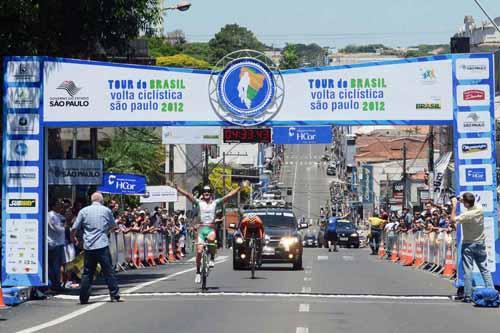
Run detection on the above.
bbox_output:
[3,247,500,333]
[281,143,333,227]
[2,144,500,333]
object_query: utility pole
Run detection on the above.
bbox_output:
[168,144,175,215]
[222,152,226,248]
[402,142,407,210]
[203,145,209,185]
[386,172,389,212]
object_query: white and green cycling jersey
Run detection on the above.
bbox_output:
[196,198,222,226]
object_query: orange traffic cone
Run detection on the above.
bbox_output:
[402,240,414,266]
[390,243,399,263]
[442,243,456,278]
[0,287,7,309]
[414,239,424,267]
[158,243,167,264]
[146,240,156,267]
[378,238,385,258]
[168,242,176,262]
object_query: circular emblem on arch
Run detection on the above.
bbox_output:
[209,50,284,127]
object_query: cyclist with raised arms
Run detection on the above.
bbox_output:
[170,182,242,284]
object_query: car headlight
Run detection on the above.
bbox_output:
[350,233,358,237]
[280,236,299,247]
[235,237,244,244]
[264,234,271,245]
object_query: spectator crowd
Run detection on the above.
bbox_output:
[368,201,457,257]
[47,197,192,293]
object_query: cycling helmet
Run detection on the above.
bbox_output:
[202,185,212,194]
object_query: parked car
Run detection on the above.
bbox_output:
[326,163,337,176]
[336,219,360,248]
[302,230,319,248]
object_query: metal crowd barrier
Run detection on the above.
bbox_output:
[64,229,192,274]
[380,229,457,279]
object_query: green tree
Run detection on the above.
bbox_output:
[340,44,388,53]
[280,44,300,69]
[0,0,162,57]
[177,42,212,64]
[146,36,177,58]
[98,128,166,186]
[157,54,211,69]
[208,24,266,63]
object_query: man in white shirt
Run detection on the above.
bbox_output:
[48,200,66,291]
[384,219,398,259]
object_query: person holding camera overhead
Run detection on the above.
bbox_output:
[450,192,494,303]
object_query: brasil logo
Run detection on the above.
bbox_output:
[209,50,284,126]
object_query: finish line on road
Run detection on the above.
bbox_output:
[54,291,453,302]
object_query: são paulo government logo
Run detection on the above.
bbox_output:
[209,50,284,126]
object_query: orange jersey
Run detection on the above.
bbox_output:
[240,215,265,239]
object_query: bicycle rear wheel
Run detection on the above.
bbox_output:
[250,241,256,279]
[201,252,208,290]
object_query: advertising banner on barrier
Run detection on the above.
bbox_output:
[99,172,147,195]
[162,126,221,144]
[48,159,103,185]
[140,185,178,203]
[272,126,332,144]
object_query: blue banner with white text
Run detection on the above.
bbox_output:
[272,126,332,144]
[98,173,147,195]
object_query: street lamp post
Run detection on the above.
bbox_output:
[164,0,192,12]
[160,1,192,35]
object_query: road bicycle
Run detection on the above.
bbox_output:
[248,235,258,279]
[198,241,217,290]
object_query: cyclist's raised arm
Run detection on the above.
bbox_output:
[222,186,241,203]
[168,181,196,203]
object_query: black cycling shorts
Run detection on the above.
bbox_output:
[326,230,337,241]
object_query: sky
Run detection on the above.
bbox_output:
[164,0,500,48]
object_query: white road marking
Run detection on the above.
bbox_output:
[299,303,310,312]
[304,277,312,282]
[297,327,309,333]
[22,258,228,333]
[302,286,312,293]
[342,255,355,262]
[291,160,299,204]
[16,302,105,333]
[317,255,328,261]
[67,291,452,301]
[307,198,311,219]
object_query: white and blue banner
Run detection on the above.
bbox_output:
[451,53,499,287]
[2,57,45,286]
[272,126,332,144]
[2,53,498,287]
[98,173,147,195]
